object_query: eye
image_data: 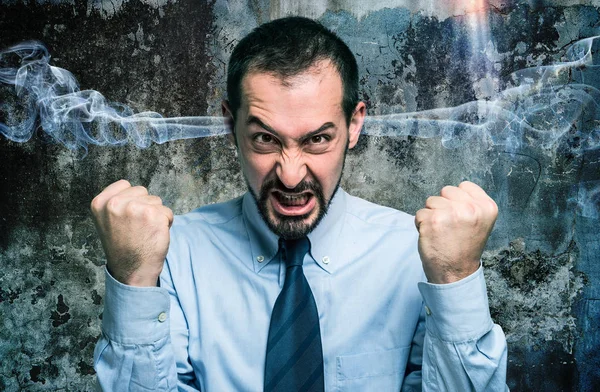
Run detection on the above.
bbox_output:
[251,132,280,152]
[309,135,328,144]
[254,133,275,144]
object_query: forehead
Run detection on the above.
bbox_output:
[239,61,345,126]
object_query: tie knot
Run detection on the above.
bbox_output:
[280,237,310,267]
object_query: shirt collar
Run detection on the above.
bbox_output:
[241,188,347,274]
[307,188,346,274]
[242,193,279,273]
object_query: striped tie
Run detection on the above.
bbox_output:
[264,237,325,392]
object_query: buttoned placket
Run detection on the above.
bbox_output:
[241,189,349,282]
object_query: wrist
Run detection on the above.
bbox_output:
[424,262,479,284]
[107,265,161,287]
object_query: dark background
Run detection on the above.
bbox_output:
[0,0,599,390]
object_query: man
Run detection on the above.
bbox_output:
[92,17,507,391]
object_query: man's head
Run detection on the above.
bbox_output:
[226,16,360,125]
[223,16,366,239]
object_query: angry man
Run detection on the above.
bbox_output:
[92,16,508,391]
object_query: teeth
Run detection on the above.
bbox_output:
[278,193,309,206]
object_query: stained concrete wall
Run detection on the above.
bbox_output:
[0,0,599,390]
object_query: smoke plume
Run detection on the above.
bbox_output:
[363,36,600,153]
[0,42,227,155]
[1,39,599,155]
[0,37,598,217]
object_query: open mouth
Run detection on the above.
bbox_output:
[270,190,316,216]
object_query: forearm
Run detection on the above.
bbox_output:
[418,266,508,391]
[93,267,183,391]
[94,332,177,391]
[422,324,507,391]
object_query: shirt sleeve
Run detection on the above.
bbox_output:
[93,265,198,391]
[406,266,508,391]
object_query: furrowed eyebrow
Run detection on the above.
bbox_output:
[299,123,336,143]
[246,116,335,142]
[246,116,280,137]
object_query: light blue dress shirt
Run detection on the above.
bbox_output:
[94,189,508,391]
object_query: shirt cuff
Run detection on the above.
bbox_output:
[102,267,171,345]
[417,265,493,343]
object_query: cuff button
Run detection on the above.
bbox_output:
[158,312,167,322]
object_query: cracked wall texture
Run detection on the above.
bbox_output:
[1,0,599,390]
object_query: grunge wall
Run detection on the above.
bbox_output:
[0,0,599,390]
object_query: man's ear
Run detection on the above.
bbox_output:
[348,101,366,149]
[222,100,236,146]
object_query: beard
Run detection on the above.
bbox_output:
[247,173,343,240]
[245,140,348,240]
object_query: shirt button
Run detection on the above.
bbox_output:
[257,255,265,263]
[425,305,431,316]
[158,312,167,322]
[322,256,330,264]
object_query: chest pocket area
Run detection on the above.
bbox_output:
[336,345,410,391]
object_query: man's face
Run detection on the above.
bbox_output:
[223,61,365,239]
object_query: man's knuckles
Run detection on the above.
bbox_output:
[483,197,499,218]
[90,195,104,216]
[101,179,132,196]
[144,195,163,205]
[124,202,165,223]
[127,185,149,197]
[91,180,134,209]
[424,196,435,209]
[103,194,165,223]
[421,201,486,230]
[465,198,497,224]
[428,209,452,229]
[440,185,461,200]
[453,201,480,224]
[105,195,128,215]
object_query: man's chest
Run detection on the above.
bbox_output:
[175,246,423,390]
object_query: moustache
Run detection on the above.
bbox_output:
[260,178,321,196]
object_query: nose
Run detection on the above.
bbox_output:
[276,153,307,189]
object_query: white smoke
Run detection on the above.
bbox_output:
[363,36,600,152]
[0,37,599,217]
[1,38,599,156]
[0,41,228,155]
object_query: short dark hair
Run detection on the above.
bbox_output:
[226,16,359,124]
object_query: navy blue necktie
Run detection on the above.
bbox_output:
[264,237,325,392]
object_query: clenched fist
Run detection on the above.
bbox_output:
[90,180,174,287]
[415,181,498,284]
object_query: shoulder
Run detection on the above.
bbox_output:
[343,192,415,231]
[340,191,424,281]
[172,195,244,229]
[168,195,245,246]
[165,195,245,271]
